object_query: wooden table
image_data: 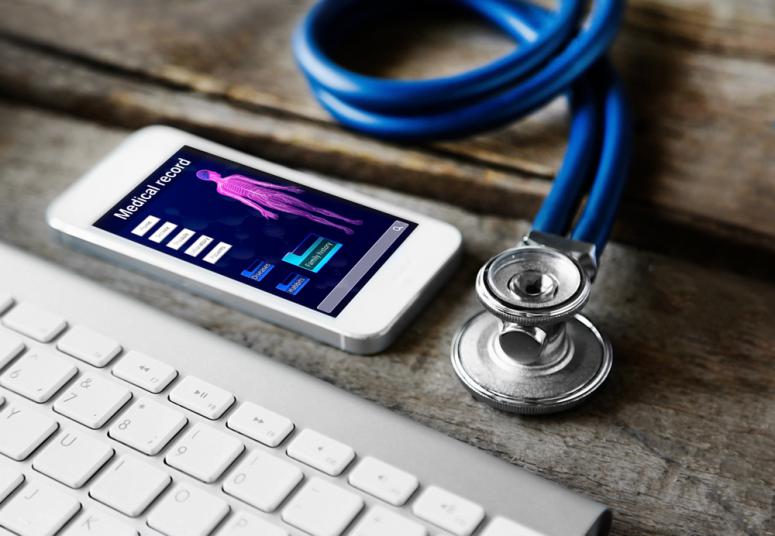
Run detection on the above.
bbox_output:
[0,2,772,534]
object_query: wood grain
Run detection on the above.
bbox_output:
[0,0,773,256]
[0,103,772,536]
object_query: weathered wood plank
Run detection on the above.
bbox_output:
[0,0,773,256]
[0,103,772,536]
[626,0,775,60]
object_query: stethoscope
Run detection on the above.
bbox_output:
[294,0,631,414]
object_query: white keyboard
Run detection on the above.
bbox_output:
[0,243,610,536]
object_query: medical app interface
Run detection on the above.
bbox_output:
[94,146,416,316]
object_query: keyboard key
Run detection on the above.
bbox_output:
[286,429,354,476]
[62,509,137,536]
[1,303,67,343]
[0,294,12,314]
[0,332,24,370]
[412,486,485,536]
[108,397,187,455]
[0,403,58,460]
[227,402,293,447]
[147,483,229,536]
[89,456,170,517]
[169,376,234,419]
[33,429,114,488]
[0,480,80,536]
[480,517,544,536]
[282,477,363,536]
[350,506,427,536]
[0,458,24,503]
[348,456,418,506]
[217,510,288,536]
[0,349,77,403]
[165,423,243,483]
[112,350,177,393]
[223,450,303,512]
[53,374,131,429]
[56,326,121,368]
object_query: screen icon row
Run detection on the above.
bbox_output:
[131,215,230,265]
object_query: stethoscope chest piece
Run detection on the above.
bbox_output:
[451,234,612,415]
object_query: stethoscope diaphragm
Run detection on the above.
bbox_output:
[451,234,612,414]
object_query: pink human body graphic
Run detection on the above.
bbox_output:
[195,170,363,235]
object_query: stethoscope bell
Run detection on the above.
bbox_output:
[451,234,612,414]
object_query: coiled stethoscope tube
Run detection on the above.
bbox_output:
[294,0,631,413]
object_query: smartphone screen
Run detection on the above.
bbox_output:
[94,147,416,316]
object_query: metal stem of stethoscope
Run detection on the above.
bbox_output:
[450,231,612,415]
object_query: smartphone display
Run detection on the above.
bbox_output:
[94,146,416,317]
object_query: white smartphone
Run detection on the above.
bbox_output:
[47,126,462,354]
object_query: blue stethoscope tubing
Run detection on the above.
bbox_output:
[293,0,631,258]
